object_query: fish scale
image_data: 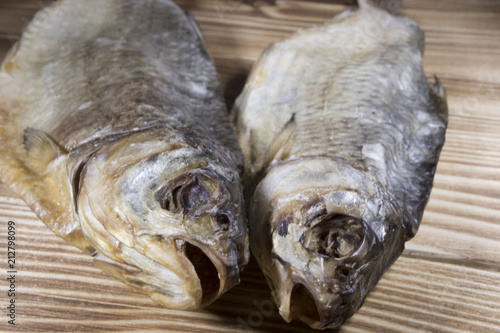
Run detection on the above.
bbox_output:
[266,42,409,162]
[3,0,236,158]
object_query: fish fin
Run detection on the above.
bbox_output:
[0,40,20,74]
[358,0,401,15]
[264,114,296,165]
[0,128,95,254]
[23,127,67,173]
[429,75,449,120]
[186,11,209,54]
[429,76,446,104]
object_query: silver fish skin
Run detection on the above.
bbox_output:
[0,0,249,310]
[232,0,447,329]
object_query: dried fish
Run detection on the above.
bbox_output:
[232,0,447,328]
[0,0,249,310]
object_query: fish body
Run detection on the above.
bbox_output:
[232,0,447,329]
[0,0,249,310]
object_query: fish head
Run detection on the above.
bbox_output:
[73,126,249,310]
[249,158,404,329]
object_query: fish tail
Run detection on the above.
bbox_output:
[358,0,402,15]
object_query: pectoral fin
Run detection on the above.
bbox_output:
[0,40,20,74]
[5,128,95,253]
[264,114,296,165]
[24,127,66,172]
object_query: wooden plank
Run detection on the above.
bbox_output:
[0,202,499,333]
[0,0,499,332]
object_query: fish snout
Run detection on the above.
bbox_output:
[270,211,377,329]
[248,158,396,328]
[151,170,249,301]
[155,169,249,263]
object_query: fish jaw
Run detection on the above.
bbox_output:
[75,126,249,309]
[249,158,405,328]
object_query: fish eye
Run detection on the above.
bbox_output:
[156,173,218,215]
[179,176,212,211]
[301,215,365,260]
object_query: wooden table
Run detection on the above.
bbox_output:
[0,0,499,332]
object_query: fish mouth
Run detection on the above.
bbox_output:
[289,282,323,324]
[183,242,221,306]
[174,238,240,308]
[288,280,344,329]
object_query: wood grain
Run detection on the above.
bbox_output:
[0,0,499,332]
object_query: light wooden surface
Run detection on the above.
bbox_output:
[0,0,499,332]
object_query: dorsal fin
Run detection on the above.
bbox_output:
[358,0,402,15]
[429,76,446,102]
[24,127,67,173]
[429,75,449,120]
[185,11,209,54]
